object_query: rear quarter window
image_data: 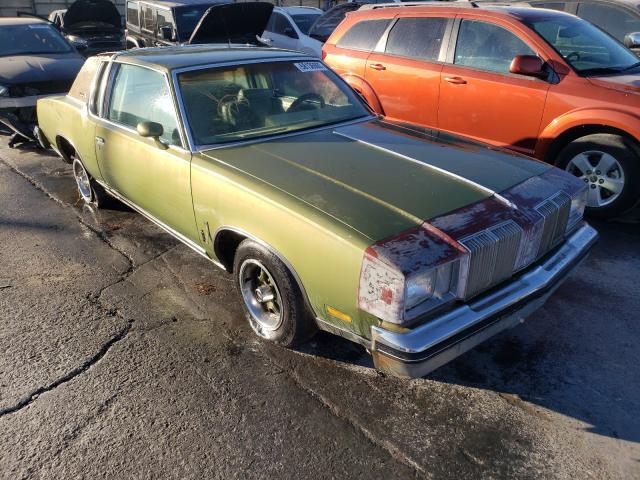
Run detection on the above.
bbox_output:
[385,17,448,61]
[336,19,391,51]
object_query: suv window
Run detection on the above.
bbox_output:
[577,2,640,42]
[271,12,293,35]
[336,19,391,51]
[127,2,139,27]
[108,64,181,147]
[385,17,447,61]
[156,9,175,35]
[454,20,535,74]
[141,5,155,32]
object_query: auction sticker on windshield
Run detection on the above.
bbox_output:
[294,62,328,72]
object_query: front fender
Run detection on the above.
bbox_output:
[535,108,640,160]
[341,74,384,115]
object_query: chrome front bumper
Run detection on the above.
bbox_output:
[370,223,598,378]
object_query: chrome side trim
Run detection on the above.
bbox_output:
[370,223,597,377]
[332,130,517,209]
[316,317,372,350]
[96,180,224,268]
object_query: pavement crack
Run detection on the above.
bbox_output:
[0,320,133,418]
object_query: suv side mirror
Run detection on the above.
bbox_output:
[510,55,545,78]
[624,32,640,49]
[137,121,168,149]
[159,25,174,41]
[283,27,298,39]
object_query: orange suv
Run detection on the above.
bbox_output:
[323,3,640,217]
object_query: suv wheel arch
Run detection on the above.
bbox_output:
[341,74,384,115]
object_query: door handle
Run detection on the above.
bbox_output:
[369,63,386,71]
[95,136,105,146]
[444,76,467,85]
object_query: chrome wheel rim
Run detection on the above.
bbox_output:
[72,158,92,202]
[238,259,283,331]
[566,150,625,208]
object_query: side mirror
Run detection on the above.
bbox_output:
[137,121,167,149]
[159,25,174,41]
[624,32,640,49]
[283,27,298,39]
[510,55,546,78]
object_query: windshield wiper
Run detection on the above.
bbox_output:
[622,61,640,72]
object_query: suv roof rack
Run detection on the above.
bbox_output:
[358,1,480,10]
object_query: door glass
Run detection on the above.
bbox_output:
[107,64,182,147]
[272,13,292,35]
[156,9,175,38]
[454,20,535,74]
[142,5,154,32]
[385,17,447,61]
[577,3,640,42]
[336,19,391,51]
[127,2,139,27]
[290,13,321,35]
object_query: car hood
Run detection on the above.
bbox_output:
[63,0,122,32]
[188,2,273,45]
[201,120,552,240]
[587,74,640,95]
[0,54,84,84]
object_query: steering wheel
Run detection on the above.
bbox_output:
[566,51,581,62]
[288,93,325,113]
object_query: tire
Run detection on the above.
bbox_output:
[233,239,316,347]
[555,133,640,218]
[71,157,111,208]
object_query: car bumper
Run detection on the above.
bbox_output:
[370,222,598,378]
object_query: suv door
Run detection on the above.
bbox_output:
[94,63,199,244]
[365,15,451,127]
[438,18,550,156]
[263,11,299,51]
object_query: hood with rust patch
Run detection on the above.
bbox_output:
[201,120,551,241]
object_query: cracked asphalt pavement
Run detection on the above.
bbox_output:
[0,139,638,479]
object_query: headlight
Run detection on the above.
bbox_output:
[0,84,9,97]
[68,36,88,49]
[566,185,587,233]
[358,226,468,325]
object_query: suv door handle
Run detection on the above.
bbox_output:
[95,136,105,146]
[444,76,467,85]
[369,63,386,71]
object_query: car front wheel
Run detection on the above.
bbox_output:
[556,133,640,218]
[234,239,316,346]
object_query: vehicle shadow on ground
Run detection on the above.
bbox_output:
[301,220,640,444]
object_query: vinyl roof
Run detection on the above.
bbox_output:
[112,45,308,71]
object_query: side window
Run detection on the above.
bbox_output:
[141,5,155,32]
[127,2,139,27]
[454,20,535,74]
[577,3,640,42]
[107,64,182,147]
[336,19,391,51]
[385,17,447,61]
[272,13,293,35]
[156,9,175,36]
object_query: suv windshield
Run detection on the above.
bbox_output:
[0,24,72,56]
[174,5,210,41]
[525,14,640,75]
[178,60,369,146]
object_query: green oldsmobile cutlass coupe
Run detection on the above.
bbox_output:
[36,46,597,377]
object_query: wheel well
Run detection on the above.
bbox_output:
[214,229,246,272]
[545,125,639,165]
[56,136,75,164]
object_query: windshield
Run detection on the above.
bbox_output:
[308,5,358,42]
[178,60,369,146]
[174,5,210,41]
[0,24,72,56]
[291,13,321,35]
[525,15,640,75]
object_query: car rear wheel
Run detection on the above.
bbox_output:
[72,157,110,208]
[234,239,316,346]
[556,133,640,218]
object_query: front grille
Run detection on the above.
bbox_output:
[460,221,522,299]
[535,192,571,255]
